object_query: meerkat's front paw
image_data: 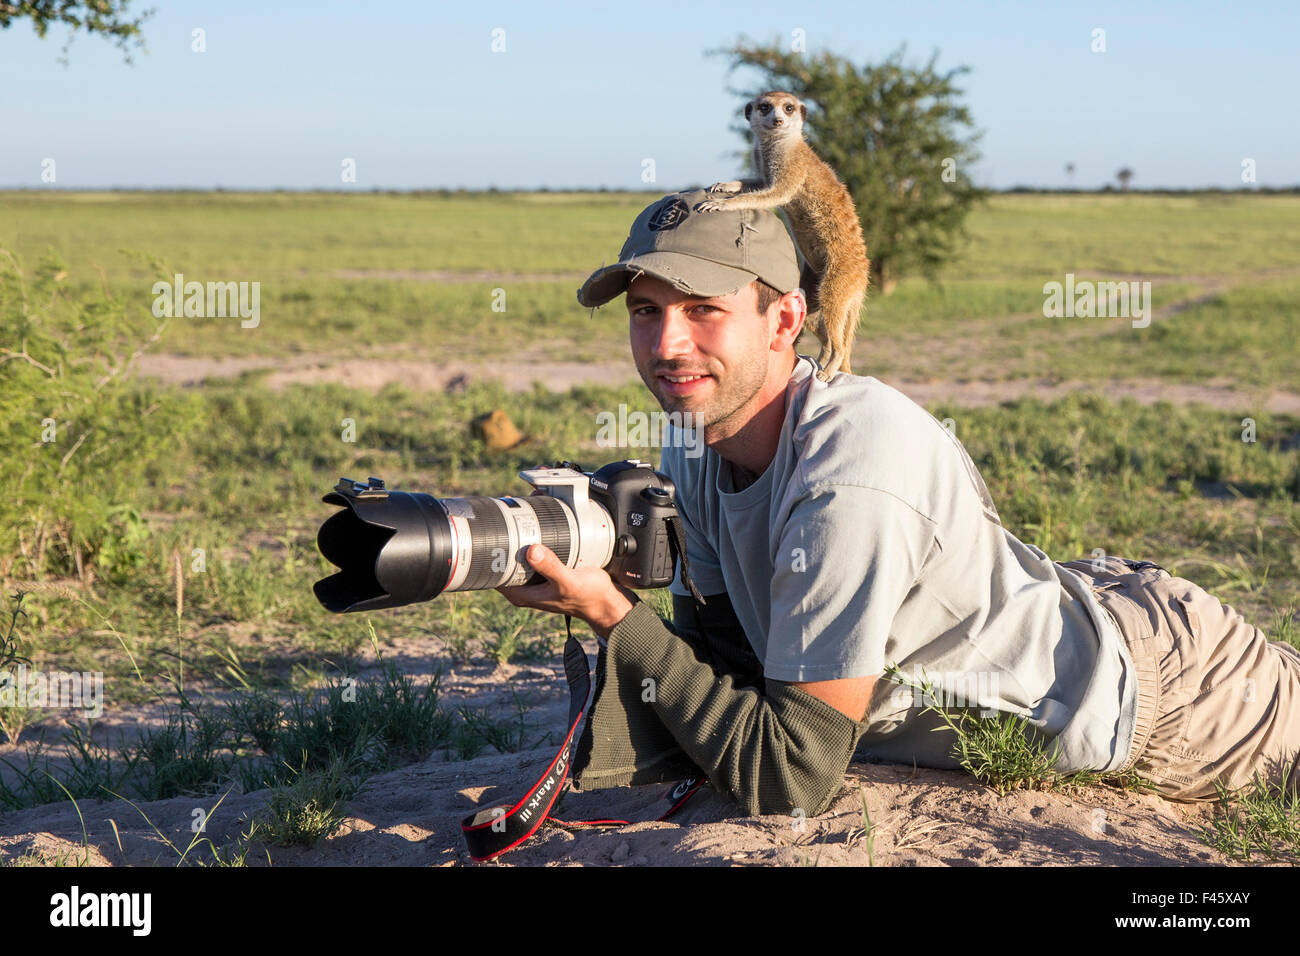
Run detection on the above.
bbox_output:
[694,199,728,212]
[707,181,744,195]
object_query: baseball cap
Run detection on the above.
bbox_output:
[576,188,802,309]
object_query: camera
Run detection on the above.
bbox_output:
[313,459,685,613]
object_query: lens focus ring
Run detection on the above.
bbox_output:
[463,497,512,591]
[526,495,572,566]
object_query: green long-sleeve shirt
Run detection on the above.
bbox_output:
[570,591,871,817]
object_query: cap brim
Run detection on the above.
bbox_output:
[577,251,760,309]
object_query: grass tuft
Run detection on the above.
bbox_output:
[1194,766,1300,863]
[882,663,1159,797]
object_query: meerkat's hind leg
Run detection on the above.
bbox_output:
[801,306,830,371]
[809,268,847,381]
[823,274,869,381]
[811,264,867,382]
[810,318,849,381]
[815,325,854,381]
[815,342,847,382]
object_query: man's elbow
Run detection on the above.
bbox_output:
[736,767,845,818]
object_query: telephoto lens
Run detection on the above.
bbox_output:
[313,460,681,613]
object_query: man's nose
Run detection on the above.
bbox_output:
[650,307,694,359]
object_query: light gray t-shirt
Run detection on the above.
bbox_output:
[662,355,1138,773]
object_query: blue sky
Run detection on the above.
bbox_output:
[2,0,1296,190]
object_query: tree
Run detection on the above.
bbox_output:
[0,1,154,64]
[1116,167,1134,192]
[708,40,988,294]
[1065,162,1076,187]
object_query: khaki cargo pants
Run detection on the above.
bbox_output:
[1060,555,1300,801]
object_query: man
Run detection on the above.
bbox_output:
[498,188,1300,817]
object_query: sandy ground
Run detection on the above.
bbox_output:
[131,352,1300,414]
[0,635,1284,868]
[0,758,1249,867]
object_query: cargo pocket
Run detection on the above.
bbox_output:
[1163,592,1220,766]
[1145,590,1214,772]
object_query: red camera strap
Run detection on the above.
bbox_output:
[460,617,704,862]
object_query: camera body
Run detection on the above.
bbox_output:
[313,459,683,613]
[534,459,679,589]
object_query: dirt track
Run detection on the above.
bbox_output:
[131,352,1300,414]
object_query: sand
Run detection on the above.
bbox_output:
[0,645,1281,867]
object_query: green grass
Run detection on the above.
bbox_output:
[5,191,1297,288]
[846,786,877,866]
[1025,278,1300,389]
[0,190,645,278]
[0,845,90,867]
[1195,768,1300,863]
[881,664,1159,798]
[4,192,1299,381]
[240,752,366,849]
[2,192,1299,853]
[950,193,1300,280]
[453,685,535,760]
[0,638,456,812]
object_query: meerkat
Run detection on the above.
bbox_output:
[695,90,870,382]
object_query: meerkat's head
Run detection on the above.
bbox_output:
[745,91,807,142]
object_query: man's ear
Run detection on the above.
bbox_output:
[769,291,800,356]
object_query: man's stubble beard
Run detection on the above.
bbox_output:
[640,348,769,437]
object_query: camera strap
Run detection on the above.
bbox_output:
[459,615,705,862]
[665,515,707,606]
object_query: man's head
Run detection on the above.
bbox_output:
[577,189,806,437]
[623,273,804,438]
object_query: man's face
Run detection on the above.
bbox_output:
[626,275,774,434]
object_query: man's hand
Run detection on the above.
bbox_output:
[496,544,636,642]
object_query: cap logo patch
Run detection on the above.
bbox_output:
[647,198,690,232]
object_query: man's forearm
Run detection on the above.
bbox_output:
[603,598,869,816]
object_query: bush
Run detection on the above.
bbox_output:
[0,246,202,583]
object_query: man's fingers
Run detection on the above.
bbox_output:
[524,544,561,575]
[502,545,568,600]
[497,546,573,614]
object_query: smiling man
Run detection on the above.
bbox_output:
[497,188,1300,817]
